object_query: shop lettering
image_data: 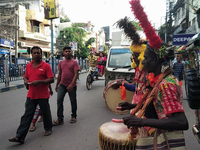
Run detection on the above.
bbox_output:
[173,37,192,42]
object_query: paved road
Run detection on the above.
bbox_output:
[0,73,199,150]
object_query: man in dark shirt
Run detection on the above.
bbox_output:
[173,55,185,81]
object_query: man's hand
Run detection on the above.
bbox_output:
[118,102,134,110]
[50,91,53,96]
[123,116,143,128]
[29,80,40,86]
[67,84,73,92]
[111,81,122,89]
[55,85,58,92]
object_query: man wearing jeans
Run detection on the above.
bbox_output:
[53,46,80,125]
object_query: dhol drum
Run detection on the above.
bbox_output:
[98,121,136,150]
[103,79,134,114]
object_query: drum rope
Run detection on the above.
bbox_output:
[129,69,172,139]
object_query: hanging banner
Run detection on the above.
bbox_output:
[69,42,78,50]
[44,0,59,19]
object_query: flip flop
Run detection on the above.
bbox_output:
[44,130,52,136]
[38,118,43,122]
[9,137,24,144]
[29,127,36,132]
[70,118,76,123]
[52,120,64,126]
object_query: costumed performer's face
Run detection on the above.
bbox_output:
[142,47,158,73]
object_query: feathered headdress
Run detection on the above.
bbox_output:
[129,0,168,58]
[115,16,146,71]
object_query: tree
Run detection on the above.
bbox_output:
[56,27,96,59]
[131,21,143,30]
[56,27,86,54]
[158,25,166,42]
[60,16,70,23]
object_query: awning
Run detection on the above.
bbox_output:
[176,46,186,52]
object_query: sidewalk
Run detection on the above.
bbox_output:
[0,69,88,93]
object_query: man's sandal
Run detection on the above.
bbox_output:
[9,137,24,144]
[29,126,36,132]
[52,120,64,126]
[70,118,76,123]
[44,130,52,136]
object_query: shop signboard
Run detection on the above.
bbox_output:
[0,38,14,48]
[0,48,10,55]
[173,34,195,46]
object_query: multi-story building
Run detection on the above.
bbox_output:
[171,0,200,46]
[0,0,58,59]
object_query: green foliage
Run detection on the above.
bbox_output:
[103,45,108,54]
[56,27,96,59]
[60,17,70,23]
[131,21,143,30]
[158,25,166,42]
[72,23,85,28]
[85,38,95,48]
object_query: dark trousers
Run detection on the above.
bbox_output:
[16,98,52,140]
[57,84,77,120]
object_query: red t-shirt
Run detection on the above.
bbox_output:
[58,59,80,87]
[25,61,54,99]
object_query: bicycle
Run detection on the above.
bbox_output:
[86,67,99,90]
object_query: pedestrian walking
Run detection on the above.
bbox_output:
[9,46,54,144]
[52,46,80,126]
[173,55,185,86]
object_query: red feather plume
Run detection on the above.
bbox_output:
[129,0,162,50]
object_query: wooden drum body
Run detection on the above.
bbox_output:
[103,80,134,114]
[98,121,136,150]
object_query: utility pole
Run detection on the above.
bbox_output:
[15,4,19,58]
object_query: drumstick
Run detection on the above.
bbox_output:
[111,118,123,123]
[116,106,122,110]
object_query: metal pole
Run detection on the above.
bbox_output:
[51,19,54,74]
[5,54,9,87]
[15,4,18,58]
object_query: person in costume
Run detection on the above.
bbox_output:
[119,1,188,149]
[112,16,148,106]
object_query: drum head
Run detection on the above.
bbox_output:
[99,122,130,141]
[103,80,134,114]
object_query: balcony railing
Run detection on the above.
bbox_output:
[31,26,40,33]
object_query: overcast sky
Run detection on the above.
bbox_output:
[59,0,166,30]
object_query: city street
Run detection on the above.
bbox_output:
[0,73,199,150]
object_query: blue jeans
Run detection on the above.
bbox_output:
[57,84,77,120]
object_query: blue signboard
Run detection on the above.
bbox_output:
[111,49,131,54]
[0,48,10,55]
[173,34,195,45]
[0,38,14,47]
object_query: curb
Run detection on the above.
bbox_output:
[0,84,25,93]
[0,71,88,93]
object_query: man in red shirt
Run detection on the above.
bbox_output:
[9,46,54,144]
[53,46,80,125]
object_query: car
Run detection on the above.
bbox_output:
[105,46,135,86]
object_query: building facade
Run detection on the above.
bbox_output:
[0,0,58,59]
